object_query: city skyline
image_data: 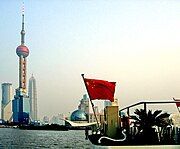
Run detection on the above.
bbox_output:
[0,1,180,118]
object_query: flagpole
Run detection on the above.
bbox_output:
[81,74,100,129]
[173,98,180,113]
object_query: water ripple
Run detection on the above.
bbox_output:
[0,128,91,149]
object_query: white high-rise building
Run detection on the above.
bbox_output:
[78,94,89,115]
[1,83,13,121]
[28,74,37,121]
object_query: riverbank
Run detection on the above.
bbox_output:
[18,124,69,131]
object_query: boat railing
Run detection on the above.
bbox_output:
[119,101,180,117]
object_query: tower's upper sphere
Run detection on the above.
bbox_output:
[16,45,29,57]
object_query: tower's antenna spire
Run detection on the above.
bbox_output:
[21,2,25,45]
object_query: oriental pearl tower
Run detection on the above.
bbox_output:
[12,6,30,124]
[16,8,29,92]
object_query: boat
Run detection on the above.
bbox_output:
[80,75,180,148]
[86,101,180,149]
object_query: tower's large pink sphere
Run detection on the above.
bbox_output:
[16,45,29,57]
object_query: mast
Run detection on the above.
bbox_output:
[81,74,100,129]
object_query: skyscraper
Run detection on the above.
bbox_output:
[78,94,89,115]
[1,83,13,121]
[78,94,89,122]
[28,74,37,121]
[12,6,30,124]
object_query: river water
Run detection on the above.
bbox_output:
[0,128,91,148]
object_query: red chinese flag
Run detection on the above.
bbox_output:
[84,78,116,102]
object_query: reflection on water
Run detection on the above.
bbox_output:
[0,128,91,148]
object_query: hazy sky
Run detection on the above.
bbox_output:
[0,0,180,119]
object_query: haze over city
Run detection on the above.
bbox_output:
[0,0,180,119]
